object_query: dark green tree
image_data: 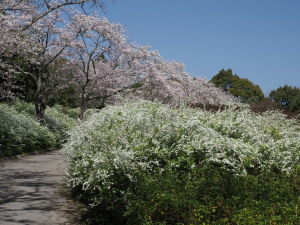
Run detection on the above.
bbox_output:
[211,69,264,103]
[269,85,300,111]
[229,77,264,103]
[210,69,238,91]
[48,85,80,108]
[289,92,300,111]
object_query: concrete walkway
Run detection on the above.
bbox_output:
[0,151,72,225]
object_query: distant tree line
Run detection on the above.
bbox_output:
[211,69,300,112]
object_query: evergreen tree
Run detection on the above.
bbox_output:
[211,69,264,103]
[269,85,300,111]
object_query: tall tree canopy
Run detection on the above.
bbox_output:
[210,69,238,92]
[210,69,264,103]
[269,85,300,111]
[0,0,110,119]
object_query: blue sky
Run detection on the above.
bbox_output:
[102,0,300,95]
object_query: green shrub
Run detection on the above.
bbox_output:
[0,103,56,157]
[82,108,100,120]
[63,101,300,224]
[125,166,300,225]
[43,107,77,143]
[12,101,77,143]
[52,104,80,119]
[12,100,36,116]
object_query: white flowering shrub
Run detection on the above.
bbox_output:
[63,101,300,224]
[0,103,56,157]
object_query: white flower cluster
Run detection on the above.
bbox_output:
[63,101,300,206]
[0,103,56,154]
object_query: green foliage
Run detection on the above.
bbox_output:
[48,86,80,108]
[12,100,77,143]
[211,69,264,103]
[63,101,300,224]
[270,85,300,111]
[0,54,37,102]
[289,92,300,112]
[210,68,237,91]
[0,103,56,157]
[0,101,78,157]
[229,78,264,103]
[126,167,300,225]
[14,71,36,102]
[12,99,36,116]
[79,108,100,120]
[52,104,80,119]
[43,107,78,142]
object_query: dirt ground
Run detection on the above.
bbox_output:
[0,150,81,225]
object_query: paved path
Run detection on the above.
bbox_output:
[0,151,72,225]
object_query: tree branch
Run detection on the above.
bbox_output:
[21,0,92,31]
[12,62,37,81]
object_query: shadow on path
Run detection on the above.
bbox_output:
[0,151,69,225]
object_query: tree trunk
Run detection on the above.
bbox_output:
[34,75,46,123]
[34,100,46,123]
[80,87,87,119]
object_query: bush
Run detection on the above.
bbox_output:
[12,101,77,143]
[12,99,36,116]
[63,101,300,224]
[0,103,56,157]
[125,166,300,225]
[43,107,77,143]
[52,104,80,119]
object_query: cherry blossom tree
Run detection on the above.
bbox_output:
[0,0,107,64]
[0,8,73,119]
[0,0,110,119]
[124,59,237,106]
[63,13,236,118]
[62,12,160,118]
